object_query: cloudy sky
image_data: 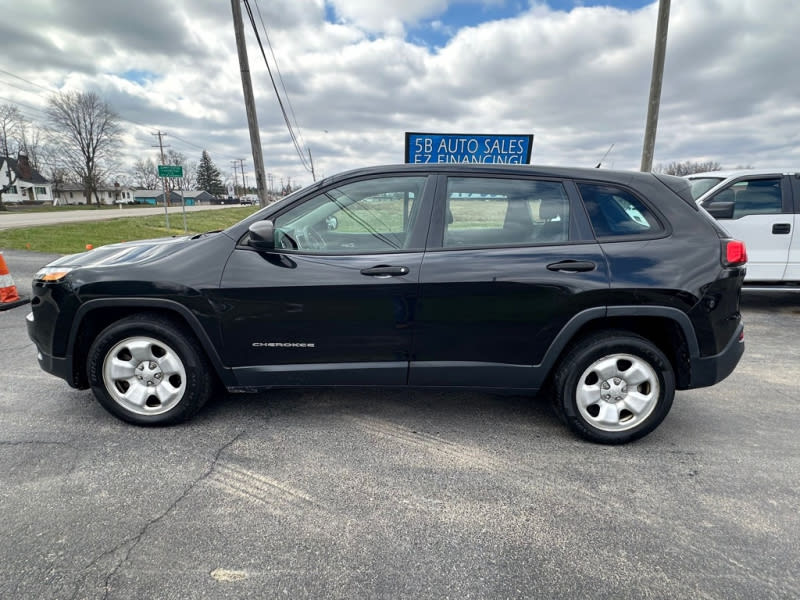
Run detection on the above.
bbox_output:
[2,0,799,190]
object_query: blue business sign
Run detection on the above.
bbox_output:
[405,132,533,165]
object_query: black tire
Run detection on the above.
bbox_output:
[553,331,675,444]
[87,313,213,425]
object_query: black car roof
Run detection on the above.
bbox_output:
[319,163,660,187]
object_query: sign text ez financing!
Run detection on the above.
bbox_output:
[405,133,533,165]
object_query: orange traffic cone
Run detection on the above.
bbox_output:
[0,252,29,311]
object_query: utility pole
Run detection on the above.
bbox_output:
[231,0,268,208]
[238,159,247,195]
[152,130,170,230]
[308,148,316,182]
[230,160,240,197]
[640,0,671,172]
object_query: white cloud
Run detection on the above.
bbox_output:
[1,0,799,188]
[327,0,450,32]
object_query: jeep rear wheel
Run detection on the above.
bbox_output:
[553,332,675,444]
[87,314,213,425]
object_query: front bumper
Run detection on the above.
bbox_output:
[26,311,75,386]
[688,322,745,389]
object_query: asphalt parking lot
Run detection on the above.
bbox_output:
[1,249,798,599]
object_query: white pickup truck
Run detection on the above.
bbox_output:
[688,168,800,288]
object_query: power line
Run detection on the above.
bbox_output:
[253,0,307,151]
[0,68,59,94]
[0,67,295,184]
[168,132,207,151]
[241,0,312,173]
[0,67,218,157]
[0,78,49,98]
[0,95,48,117]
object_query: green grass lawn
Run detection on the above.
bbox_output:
[0,207,258,254]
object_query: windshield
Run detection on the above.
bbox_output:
[688,177,725,200]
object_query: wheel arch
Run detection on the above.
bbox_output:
[538,306,698,390]
[68,299,233,390]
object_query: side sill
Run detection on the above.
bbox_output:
[231,361,408,387]
[409,361,545,389]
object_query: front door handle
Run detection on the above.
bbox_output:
[772,223,791,234]
[547,260,596,273]
[360,265,410,277]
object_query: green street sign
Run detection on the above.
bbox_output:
[158,165,183,178]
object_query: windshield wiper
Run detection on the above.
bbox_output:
[190,230,222,240]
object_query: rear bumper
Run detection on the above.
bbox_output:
[688,322,744,388]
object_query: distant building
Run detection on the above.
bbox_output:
[53,182,135,206]
[180,190,215,205]
[133,189,216,206]
[133,190,182,206]
[0,154,53,204]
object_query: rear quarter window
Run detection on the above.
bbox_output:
[577,183,664,239]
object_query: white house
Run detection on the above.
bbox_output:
[52,182,136,205]
[0,154,53,204]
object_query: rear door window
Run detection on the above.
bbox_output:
[443,177,570,248]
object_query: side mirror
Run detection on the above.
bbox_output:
[248,220,275,251]
[704,201,734,220]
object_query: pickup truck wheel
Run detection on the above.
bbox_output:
[87,314,212,425]
[553,332,675,444]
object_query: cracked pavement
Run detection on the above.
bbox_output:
[1,250,799,599]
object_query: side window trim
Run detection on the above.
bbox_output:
[791,175,800,214]
[564,179,596,242]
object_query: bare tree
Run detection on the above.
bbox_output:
[165,149,197,191]
[46,91,122,204]
[0,104,27,209]
[656,160,722,176]
[31,142,68,205]
[111,172,134,188]
[19,122,45,172]
[132,157,159,189]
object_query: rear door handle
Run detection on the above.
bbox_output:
[360,265,410,277]
[547,260,596,273]
[772,223,791,234]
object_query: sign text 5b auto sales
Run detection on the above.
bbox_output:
[405,133,533,164]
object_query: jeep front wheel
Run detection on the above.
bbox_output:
[553,332,675,444]
[87,314,213,425]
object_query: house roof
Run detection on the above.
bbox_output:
[1,155,49,184]
[180,190,213,198]
[133,189,182,199]
[56,182,133,192]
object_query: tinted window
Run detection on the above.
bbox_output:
[702,177,783,218]
[578,183,663,238]
[273,176,427,252]
[689,177,724,199]
[444,177,570,247]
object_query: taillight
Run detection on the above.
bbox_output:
[723,240,747,266]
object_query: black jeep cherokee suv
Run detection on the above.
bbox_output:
[27,164,746,443]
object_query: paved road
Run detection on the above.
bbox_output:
[0,203,249,230]
[1,250,798,599]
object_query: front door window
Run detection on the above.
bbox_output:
[273,176,428,253]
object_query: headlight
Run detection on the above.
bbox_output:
[35,267,74,282]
